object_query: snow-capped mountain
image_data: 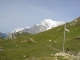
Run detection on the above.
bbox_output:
[21,19,65,34]
[11,19,65,34]
[11,19,64,34]
[12,28,24,33]
[6,19,64,39]
[40,19,64,30]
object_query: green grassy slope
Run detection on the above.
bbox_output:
[0,17,80,60]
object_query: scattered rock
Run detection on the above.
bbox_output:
[49,40,51,42]
[23,55,26,58]
[54,52,71,60]
[51,54,53,56]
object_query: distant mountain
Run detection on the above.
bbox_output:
[22,19,65,34]
[11,19,64,34]
[1,17,80,60]
[6,19,64,39]
[12,28,24,33]
[0,32,7,38]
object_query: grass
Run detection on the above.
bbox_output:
[0,17,80,60]
[0,42,58,60]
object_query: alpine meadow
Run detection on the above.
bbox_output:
[0,17,80,60]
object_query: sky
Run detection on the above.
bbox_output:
[0,0,80,33]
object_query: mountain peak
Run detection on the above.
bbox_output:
[12,19,64,34]
[41,19,58,27]
[26,27,30,29]
[12,28,24,33]
[41,19,64,30]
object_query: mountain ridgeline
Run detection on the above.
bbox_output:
[6,19,64,39]
[0,32,7,38]
[0,17,80,60]
[21,19,64,34]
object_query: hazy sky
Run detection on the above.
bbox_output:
[0,0,80,33]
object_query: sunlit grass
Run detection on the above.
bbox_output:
[0,17,80,60]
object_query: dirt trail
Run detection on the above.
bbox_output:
[40,43,61,52]
[28,38,37,43]
[27,38,61,52]
[46,44,62,52]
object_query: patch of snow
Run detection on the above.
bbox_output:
[36,24,40,26]
[41,19,58,30]
[40,19,65,30]
[12,28,24,33]
[26,27,30,29]
[11,19,65,34]
[57,21,65,26]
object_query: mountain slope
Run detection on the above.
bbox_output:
[0,32,7,38]
[69,16,80,26]
[12,19,64,34]
[7,19,64,39]
[21,19,64,34]
[0,17,80,60]
[31,17,80,52]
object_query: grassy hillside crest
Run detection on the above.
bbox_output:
[0,17,80,60]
